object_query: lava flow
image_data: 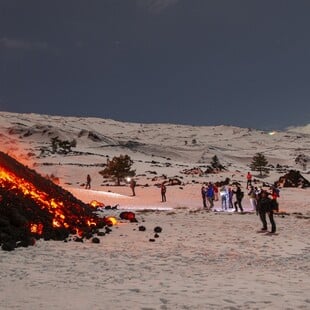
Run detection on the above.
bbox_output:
[0,151,104,250]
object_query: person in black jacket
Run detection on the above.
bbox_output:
[257,190,276,233]
[233,185,244,212]
[201,184,207,208]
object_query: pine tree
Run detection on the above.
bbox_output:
[250,152,269,176]
[50,137,76,154]
[99,154,135,185]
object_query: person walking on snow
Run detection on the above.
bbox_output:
[85,174,91,189]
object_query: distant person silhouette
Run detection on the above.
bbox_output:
[85,174,91,189]
[161,183,167,202]
[130,179,136,196]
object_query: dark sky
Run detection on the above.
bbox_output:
[1,0,310,130]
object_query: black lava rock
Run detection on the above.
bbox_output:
[154,226,162,233]
[92,237,100,244]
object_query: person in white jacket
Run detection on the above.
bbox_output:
[220,185,229,211]
[248,185,257,214]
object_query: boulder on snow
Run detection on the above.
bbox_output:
[278,170,309,188]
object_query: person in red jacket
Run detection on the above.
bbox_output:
[246,172,252,189]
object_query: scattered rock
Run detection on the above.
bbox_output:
[154,226,162,233]
[92,237,100,244]
[138,226,146,231]
[73,236,84,243]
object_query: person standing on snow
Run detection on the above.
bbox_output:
[201,184,207,208]
[206,182,215,211]
[233,185,244,212]
[248,185,258,214]
[85,174,91,189]
[220,185,229,211]
[246,172,253,189]
[256,190,276,234]
[130,179,136,196]
[161,183,167,202]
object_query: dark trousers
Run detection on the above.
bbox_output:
[259,210,276,233]
[246,180,252,189]
[234,199,243,212]
[207,197,214,209]
[161,193,166,202]
[202,196,207,208]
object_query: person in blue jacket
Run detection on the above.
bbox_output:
[206,182,215,211]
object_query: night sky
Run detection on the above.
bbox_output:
[1,0,310,130]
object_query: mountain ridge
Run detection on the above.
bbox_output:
[0,111,309,188]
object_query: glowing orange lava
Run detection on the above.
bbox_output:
[0,166,96,235]
[106,216,118,226]
[90,200,105,208]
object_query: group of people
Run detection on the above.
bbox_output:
[201,177,280,234]
[86,172,279,234]
[201,182,244,212]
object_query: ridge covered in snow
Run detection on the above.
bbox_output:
[0,111,309,191]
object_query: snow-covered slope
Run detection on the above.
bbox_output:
[0,111,309,190]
